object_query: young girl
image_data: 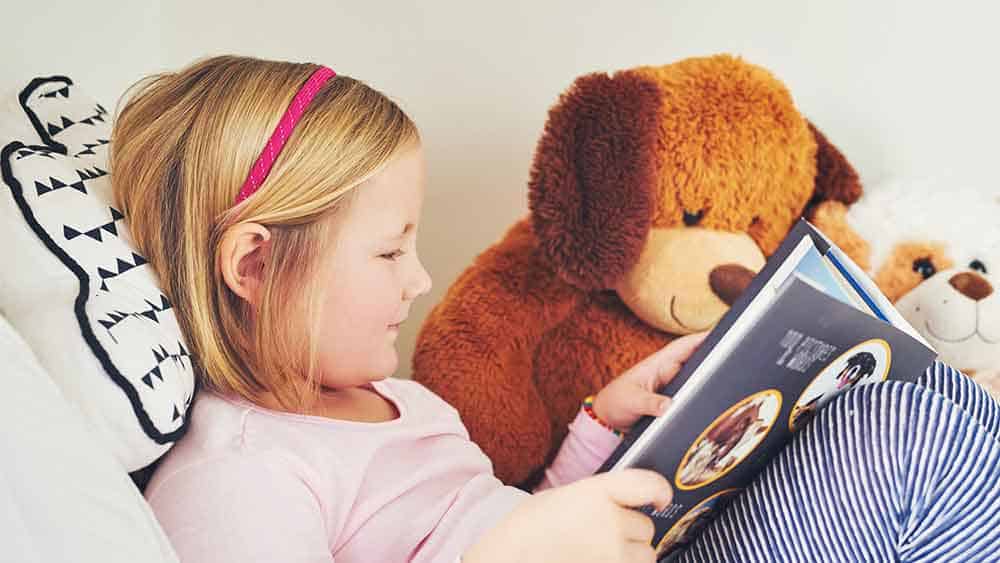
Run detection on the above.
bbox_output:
[115,56,1000,563]
[114,55,681,563]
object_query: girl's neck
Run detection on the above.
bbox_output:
[256,383,400,423]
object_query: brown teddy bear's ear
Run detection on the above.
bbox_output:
[528,71,663,290]
[806,120,863,209]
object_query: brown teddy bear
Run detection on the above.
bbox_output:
[413,54,862,487]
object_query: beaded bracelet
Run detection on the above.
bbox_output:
[582,395,624,437]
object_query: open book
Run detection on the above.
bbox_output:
[596,220,938,561]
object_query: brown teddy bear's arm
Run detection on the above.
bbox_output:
[809,200,872,271]
[413,219,583,485]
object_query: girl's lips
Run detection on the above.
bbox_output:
[388,313,409,330]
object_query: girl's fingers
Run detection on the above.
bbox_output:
[622,541,658,563]
[595,469,673,511]
[618,506,655,542]
[632,391,670,417]
[650,332,708,389]
[659,332,708,364]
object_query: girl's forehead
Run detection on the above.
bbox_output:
[342,157,425,234]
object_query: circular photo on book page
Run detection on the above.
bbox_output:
[674,389,782,491]
[656,488,742,559]
[788,339,892,432]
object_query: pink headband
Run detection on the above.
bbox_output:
[234,66,337,204]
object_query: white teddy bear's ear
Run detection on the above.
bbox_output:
[1,76,195,471]
[848,178,1000,270]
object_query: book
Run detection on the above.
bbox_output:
[595,219,938,561]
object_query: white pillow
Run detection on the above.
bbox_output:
[0,313,178,562]
[0,76,195,471]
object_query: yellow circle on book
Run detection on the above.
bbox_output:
[674,389,782,491]
[656,487,742,558]
[787,338,892,433]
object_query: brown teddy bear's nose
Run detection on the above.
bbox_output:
[710,264,757,306]
[949,271,994,301]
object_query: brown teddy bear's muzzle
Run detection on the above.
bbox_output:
[616,227,766,334]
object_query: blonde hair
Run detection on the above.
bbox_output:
[111,55,419,409]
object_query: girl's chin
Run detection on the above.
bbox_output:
[379,348,399,377]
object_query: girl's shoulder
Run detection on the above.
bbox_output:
[146,392,341,504]
[375,377,465,426]
[149,381,470,490]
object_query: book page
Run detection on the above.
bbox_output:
[807,225,933,349]
[611,236,817,469]
[791,244,866,311]
[814,257,878,317]
[823,247,933,349]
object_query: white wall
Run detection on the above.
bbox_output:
[5,0,998,376]
[1,1,163,111]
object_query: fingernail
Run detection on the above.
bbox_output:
[655,491,673,511]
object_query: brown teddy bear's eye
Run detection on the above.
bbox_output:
[970,259,988,275]
[913,257,937,280]
[683,209,705,226]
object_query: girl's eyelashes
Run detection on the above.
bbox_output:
[379,249,405,261]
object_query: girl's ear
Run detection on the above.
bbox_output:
[219,222,272,305]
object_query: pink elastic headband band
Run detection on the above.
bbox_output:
[234,66,337,204]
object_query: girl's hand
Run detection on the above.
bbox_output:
[464,469,673,563]
[592,332,707,433]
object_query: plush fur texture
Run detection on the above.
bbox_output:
[529,71,662,291]
[817,179,1000,395]
[414,55,861,487]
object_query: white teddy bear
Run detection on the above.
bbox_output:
[836,179,1000,397]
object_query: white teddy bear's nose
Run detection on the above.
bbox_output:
[949,271,994,302]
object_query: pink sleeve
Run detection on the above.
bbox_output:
[533,407,622,491]
[146,454,334,563]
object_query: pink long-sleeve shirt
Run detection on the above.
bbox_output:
[145,378,621,562]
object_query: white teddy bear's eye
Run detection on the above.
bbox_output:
[913,257,937,280]
[970,259,989,275]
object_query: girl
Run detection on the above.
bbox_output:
[114,55,681,563]
[115,56,1000,563]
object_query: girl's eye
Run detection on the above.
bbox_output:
[379,250,405,261]
[970,259,989,275]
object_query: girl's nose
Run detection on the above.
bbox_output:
[405,261,432,301]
